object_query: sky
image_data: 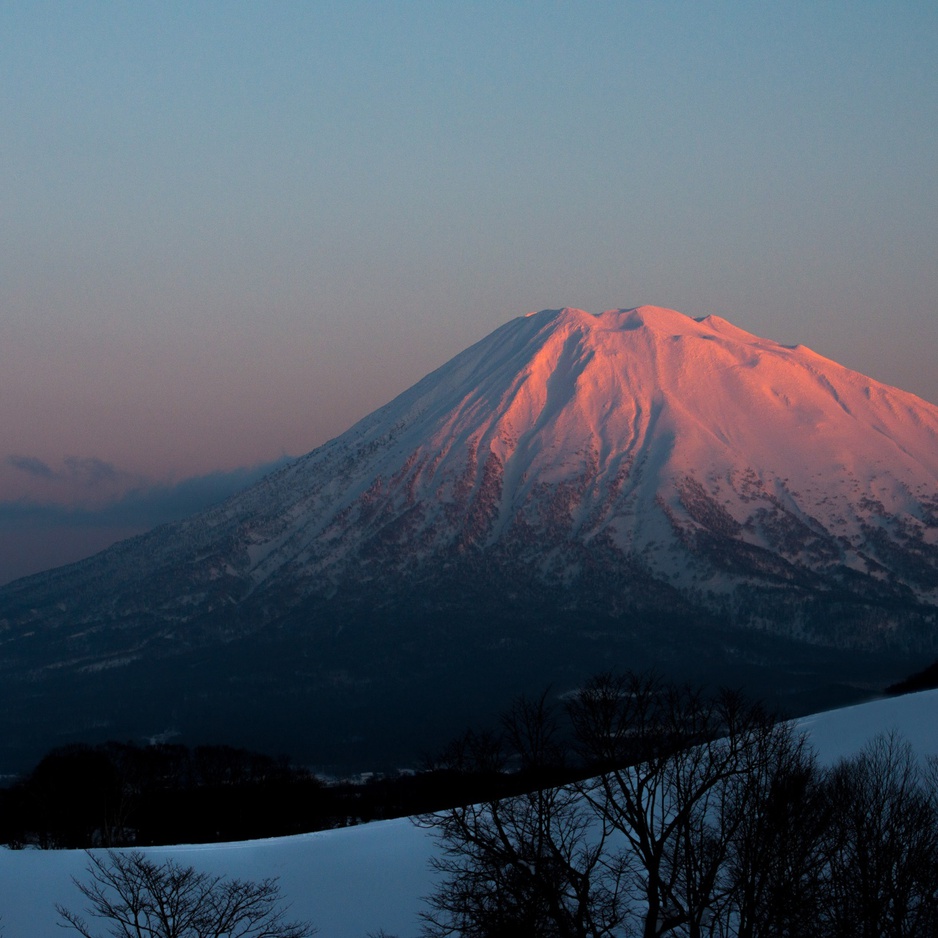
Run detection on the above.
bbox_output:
[2,1,937,584]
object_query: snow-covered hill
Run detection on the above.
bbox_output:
[2,689,936,938]
[1,306,936,771]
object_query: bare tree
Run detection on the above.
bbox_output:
[820,732,938,938]
[57,850,316,938]
[567,672,790,938]
[419,692,628,938]
[716,721,827,938]
[417,672,938,938]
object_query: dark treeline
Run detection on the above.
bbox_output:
[886,656,938,695]
[2,741,325,848]
[0,738,590,850]
[420,672,938,938]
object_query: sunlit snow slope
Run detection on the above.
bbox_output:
[219,305,938,607]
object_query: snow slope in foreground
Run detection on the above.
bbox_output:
[2,690,937,938]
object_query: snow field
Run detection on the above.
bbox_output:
[2,689,937,938]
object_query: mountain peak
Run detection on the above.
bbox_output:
[520,305,767,348]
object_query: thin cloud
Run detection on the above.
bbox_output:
[61,456,127,487]
[0,455,294,584]
[0,456,293,530]
[7,455,57,479]
[7,453,134,489]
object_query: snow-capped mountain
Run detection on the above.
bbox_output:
[1,306,936,771]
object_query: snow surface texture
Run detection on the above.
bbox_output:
[2,690,937,938]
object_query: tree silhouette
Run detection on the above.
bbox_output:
[420,692,627,937]
[420,672,938,937]
[57,850,316,938]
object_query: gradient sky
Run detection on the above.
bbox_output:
[2,1,937,583]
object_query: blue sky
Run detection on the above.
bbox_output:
[2,1,937,582]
